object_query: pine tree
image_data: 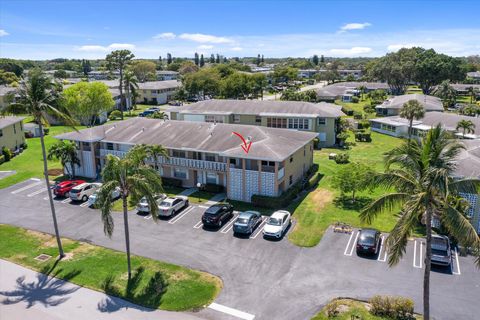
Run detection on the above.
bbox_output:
[320,54,325,63]
[257,54,261,66]
[210,54,215,64]
[223,57,227,63]
[200,54,205,67]
[312,55,319,66]
[215,54,220,64]
[261,55,264,63]
[158,56,162,64]
[167,53,172,64]
[194,52,199,66]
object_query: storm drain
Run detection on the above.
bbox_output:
[34,254,52,262]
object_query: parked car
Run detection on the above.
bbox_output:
[431,235,452,267]
[53,179,85,197]
[138,110,155,117]
[148,107,160,112]
[157,196,189,217]
[263,210,291,239]
[69,182,102,202]
[202,203,234,227]
[356,228,381,255]
[136,194,167,214]
[88,187,121,207]
[233,211,262,235]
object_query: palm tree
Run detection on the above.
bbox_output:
[149,111,169,120]
[399,99,425,142]
[456,119,476,138]
[467,86,477,104]
[433,80,457,108]
[123,70,138,116]
[97,147,164,280]
[5,69,77,258]
[146,144,169,171]
[47,140,81,178]
[360,125,480,320]
[358,85,367,100]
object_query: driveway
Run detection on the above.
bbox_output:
[0,178,479,320]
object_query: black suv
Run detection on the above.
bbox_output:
[202,203,234,228]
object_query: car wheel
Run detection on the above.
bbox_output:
[185,200,189,207]
[172,210,176,217]
[82,195,88,202]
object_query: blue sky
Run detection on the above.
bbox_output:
[1,0,480,59]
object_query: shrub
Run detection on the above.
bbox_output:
[204,183,224,193]
[351,96,359,103]
[161,177,183,187]
[363,104,376,114]
[109,110,122,120]
[357,120,370,130]
[313,137,321,149]
[353,111,363,120]
[43,128,50,135]
[21,142,28,149]
[334,153,350,164]
[0,155,5,165]
[355,131,372,142]
[2,147,12,162]
[306,173,322,189]
[369,295,415,320]
[324,300,340,318]
[341,107,354,116]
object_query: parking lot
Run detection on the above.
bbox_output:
[1,178,479,320]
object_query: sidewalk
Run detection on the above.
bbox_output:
[0,259,205,320]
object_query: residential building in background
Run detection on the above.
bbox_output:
[0,116,25,151]
[156,70,179,81]
[55,118,316,202]
[315,82,389,102]
[375,94,443,116]
[168,99,345,147]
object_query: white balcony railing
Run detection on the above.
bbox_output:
[278,167,285,180]
[99,149,127,158]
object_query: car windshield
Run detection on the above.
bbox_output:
[432,248,448,256]
[160,202,171,207]
[268,217,281,226]
[139,197,148,204]
[205,206,221,215]
[358,234,375,246]
[70,189,80,193]
[236,218,249,225]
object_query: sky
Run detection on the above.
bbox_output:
[1,0,480,60]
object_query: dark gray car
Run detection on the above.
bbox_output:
[233,211,262,235]
[431,235,452,267]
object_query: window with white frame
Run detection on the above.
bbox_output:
[173,168,188,179]
[288,118,310,130]
[318,118,326,125]
[206,172,217,184]
[205,115,224,123]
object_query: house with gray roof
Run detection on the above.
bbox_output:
[55,118,317,202]
[467,71,480,82]
[315,82,389,102]
[167,99,345,147]
[375,94,443,116]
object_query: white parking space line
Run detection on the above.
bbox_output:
[250,217,268,239]
[452,248,461,275]
[193,220,203,229]
[80,202,90,208]
[198,205,209,209]
[413,240,423,268]
[43,196,49,200]
[61,198,71,204]
[168,206,194,224]
[144,215,152,220]
[11,181,42,194]
[344,230,359,256]
[220,213,238,234]
[208,302,255,320]
[377,235,388,262]
[27,187,47,197]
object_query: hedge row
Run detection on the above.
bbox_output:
[0,155,5,165]
[161,177,183,187]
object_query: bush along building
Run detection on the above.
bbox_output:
[167,99,345,148]
[55,118,317,203]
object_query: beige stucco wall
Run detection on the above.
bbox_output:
[0,120,25,151]
[279,140,314,193]
[313,117,337,147]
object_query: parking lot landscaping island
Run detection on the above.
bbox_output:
[0,224,222,311]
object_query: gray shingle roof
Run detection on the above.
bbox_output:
[315,82,389,98]
[454,140,480,178]
[55,118,317,162]
[420,112,480,136]
[168,99,345,118]
[0,116,25,130]
[378,94,443,111]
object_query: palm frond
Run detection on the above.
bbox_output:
[360,193,410,224]
[386,206,419,266]
[441,205,480,250]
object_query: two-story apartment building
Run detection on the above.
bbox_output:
[136,80,181,104]
[375,94,443,116]
[55,118,316,202]
[167,100,344,147]
[0,116,25,152]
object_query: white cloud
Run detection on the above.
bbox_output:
[230,47,243,51]
[153,32,176,40]
[0,29,9,37]
[198,45,214,50]
[340,22,371,32]
[76,43,135,52]
[387,43,417,51]
[179,33,233,44]
[329,47,373,56]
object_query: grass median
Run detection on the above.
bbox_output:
[0,224,222,311]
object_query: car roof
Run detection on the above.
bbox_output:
[72,182,90,189]
[271,210,289,219]
[360,228,379,235]
[239,211,260,218]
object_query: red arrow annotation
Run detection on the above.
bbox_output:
[232,132,252,154]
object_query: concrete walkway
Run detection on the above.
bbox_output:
[178,187,198,196]
[0,259,204,320]
[205,193,226,206]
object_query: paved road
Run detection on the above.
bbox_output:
[1,179,479,320]
[0,259,203,320]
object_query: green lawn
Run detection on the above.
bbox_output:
[288,132,417,247]
[0,125,83,189]
[0,224,222,311]
[334,98,377,119]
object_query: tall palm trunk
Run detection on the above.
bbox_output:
[122,194,132,280]
[408,119,413,143]
[38,121,64,258]
[119,70,124,120]
[423,205,433,320]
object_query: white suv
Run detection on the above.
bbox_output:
[263,210,291,239]
[70,183,102,202]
